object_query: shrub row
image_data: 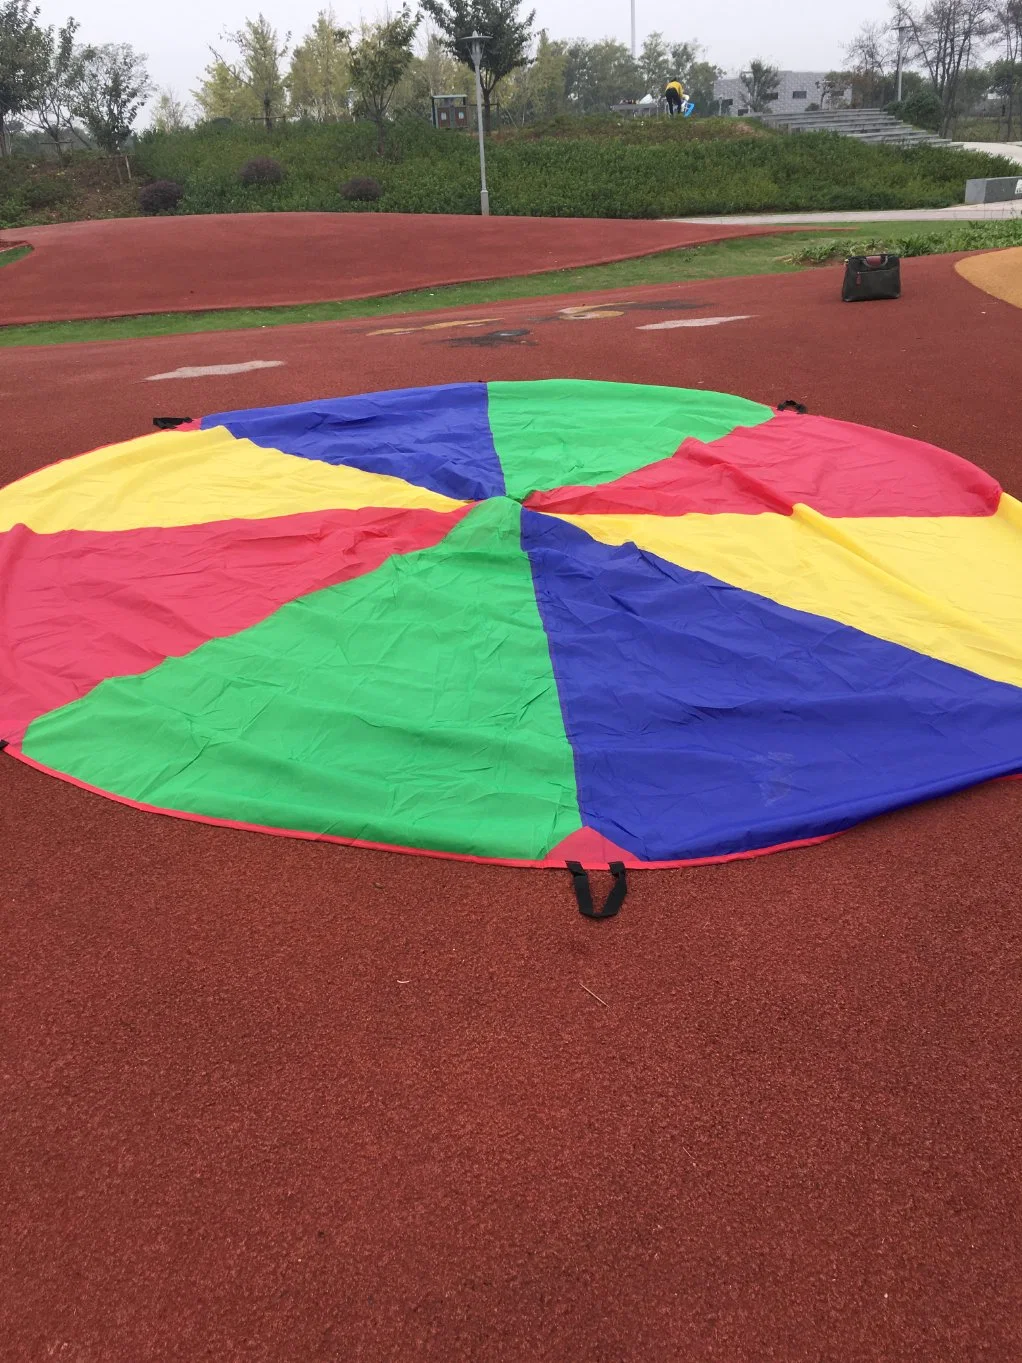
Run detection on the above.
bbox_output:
[128,118,1022,220]
[785,219,1022,264]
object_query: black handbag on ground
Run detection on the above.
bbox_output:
[842,254,901,302]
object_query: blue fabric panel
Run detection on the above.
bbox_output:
[202,384,505,502]
[522,510,1022,863]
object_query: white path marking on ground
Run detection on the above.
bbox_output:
[145,360,285,381]
[637,315,752,331]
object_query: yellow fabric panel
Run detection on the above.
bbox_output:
[956,248,1022,311]
[562,493,1022,689]
[0,428,465,533]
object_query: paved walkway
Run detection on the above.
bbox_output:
[957,140,1022,165]
[673,202,1022,225]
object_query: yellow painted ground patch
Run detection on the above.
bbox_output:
[955,246,1022,310]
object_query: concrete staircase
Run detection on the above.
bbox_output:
[759,108,956,149]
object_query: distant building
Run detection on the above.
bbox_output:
[712,72,851,118]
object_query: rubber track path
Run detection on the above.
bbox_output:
[2,257,1022,1362]
[0,212,779,325]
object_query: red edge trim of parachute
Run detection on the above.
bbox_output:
[5,748,1021,872]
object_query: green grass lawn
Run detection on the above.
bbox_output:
[0,221,1007,349]
[0,245,31,269]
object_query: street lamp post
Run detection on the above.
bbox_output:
[461,31,491,216]
[630,0,636,59]
[895,23,912,104]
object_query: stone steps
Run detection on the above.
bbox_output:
[759,109,957,149]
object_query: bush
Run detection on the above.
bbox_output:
[888,90,943,133]
[0,197,27,229]
[23,178,73,210]
[138,179,185,214]
[341,175,382,202]
[239,156,284,186]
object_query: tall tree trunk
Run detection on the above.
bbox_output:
[0,110,8,158]
[375,115,385,156]
[482,89,492,135]
[263,94,273,132]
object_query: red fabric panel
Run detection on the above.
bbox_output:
[526,411,1003,518]
[541,826,636,867]
[0,506,467,743]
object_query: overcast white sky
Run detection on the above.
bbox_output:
[39,0,895,104]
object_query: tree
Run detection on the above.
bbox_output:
[393,32,466,121]
[419,0,535,131]
[822,70,853,107]
[31,16,81,156]
[990,55,1022,133]
[150,87,191,132]
[193,58,260,122]
[991,0,1022,132]
[196,15,289,130]
[344,7,419,154]
[844,19,897,105]
[287,9,349,121]
[563,38,639,113]
[669,41,699,78]
[638,31,670,95]
[0,0,48,156]
[664,43,721,115]
[739,59,780,112]
[895,0,996,135]
[686,59,724,115]
[71,43,151,152]
[500,28,566,123]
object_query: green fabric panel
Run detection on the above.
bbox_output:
[487,379,774,502]
[23,499,582,861]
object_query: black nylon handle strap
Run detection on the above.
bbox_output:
[153,417,194,429]
[566,861,628,920]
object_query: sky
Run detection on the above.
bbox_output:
[40,0,896,106]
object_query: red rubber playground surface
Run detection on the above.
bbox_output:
[0,211,777,325]
[3,253,1022,1362]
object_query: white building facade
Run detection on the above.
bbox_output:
[712,72,848,117]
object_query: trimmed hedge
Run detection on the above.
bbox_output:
[239,156,285,185]
[138,179,185,214]
[341,175,383,202]
[134,118,1022,219]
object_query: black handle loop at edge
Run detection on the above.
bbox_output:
[567,861,628,920]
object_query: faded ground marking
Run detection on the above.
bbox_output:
[146,361,286,381]
[559,304,627,320]
[368,318,500,336]
[637,315,753,331]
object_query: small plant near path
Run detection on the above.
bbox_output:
[784,220,1022,265]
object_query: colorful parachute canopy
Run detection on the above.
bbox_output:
[2,379,1022,869]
